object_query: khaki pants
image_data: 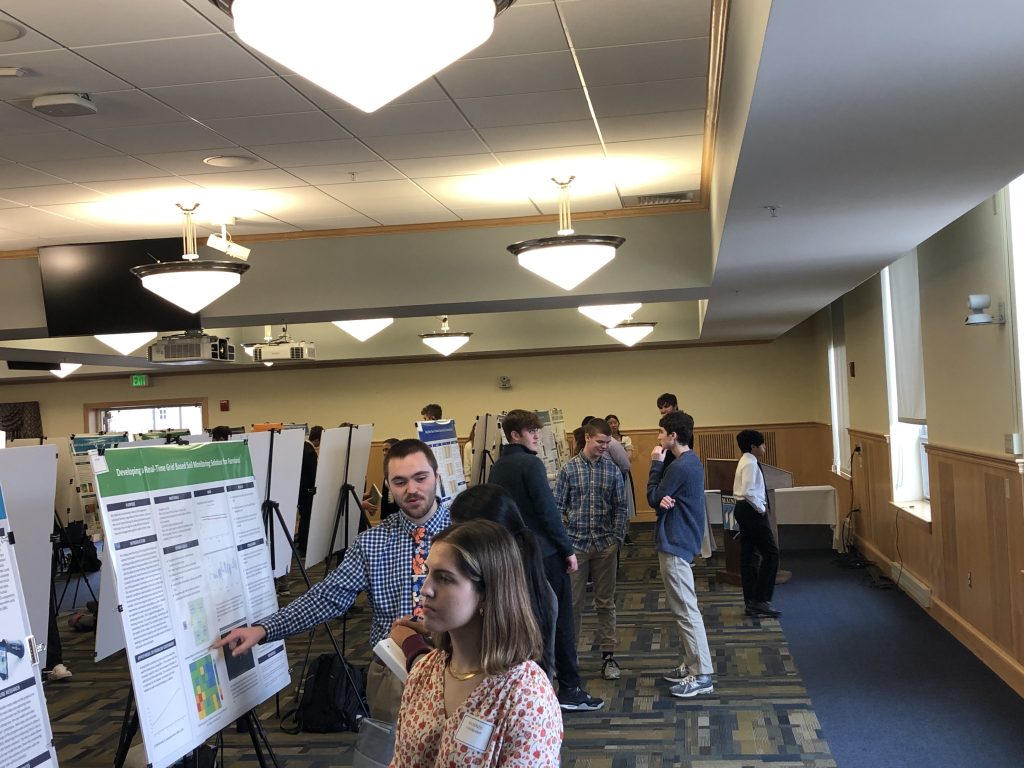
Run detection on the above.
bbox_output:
[659,551,714,676]
[365,661,404,724]
[570,543,619,653]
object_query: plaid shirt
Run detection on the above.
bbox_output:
[555,452,627,552]
[258,504,450,648]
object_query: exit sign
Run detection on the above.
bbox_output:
[130,374,149,387]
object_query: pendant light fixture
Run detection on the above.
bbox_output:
[606,319,656,347]
[130,204,250,315]
[333,318,395,342]
[213,0,516,113]
[50,363,82,379]
[420,316,472,356]
[507,177,624,291]
[94,332,158,355]
[578,303,642,328]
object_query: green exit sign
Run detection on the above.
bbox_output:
[130,374,149,388]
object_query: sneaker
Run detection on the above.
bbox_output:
[663,664,690,683]
[557,686,605,711]
[46,663,73,681]
[670,674,714,698]
[601,657,621,680]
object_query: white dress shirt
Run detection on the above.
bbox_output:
[734,452,767,513]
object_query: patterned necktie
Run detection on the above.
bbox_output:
[410,526,428,619]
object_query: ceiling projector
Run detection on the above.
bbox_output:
[148,331,235,364]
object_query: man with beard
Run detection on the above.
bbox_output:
[214,438,450,721]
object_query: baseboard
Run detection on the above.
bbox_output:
[889,562,931,608]
[856,536,1024,699]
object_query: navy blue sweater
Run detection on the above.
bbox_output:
[647,450,706,561]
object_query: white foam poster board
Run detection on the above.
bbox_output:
[92,442,290,768]
[468,414,503,487]
[417,420,466,506]
[0,484,59,768]
[95,540,125,662]
[0,444,58,669]
[305,425,374,566]
[239,429,304,577]
[10,437,78,525]
[534,408,568,479]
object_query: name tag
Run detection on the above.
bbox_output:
[454,713,494,753]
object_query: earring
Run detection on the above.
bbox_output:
[478,606,485,616]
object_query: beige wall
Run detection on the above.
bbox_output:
[917,191,1018,455]
[0,315,830,440]
[842,273,889,436]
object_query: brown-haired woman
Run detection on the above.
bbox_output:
[389,519,562,767]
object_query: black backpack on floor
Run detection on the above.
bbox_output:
[282,653,367,733]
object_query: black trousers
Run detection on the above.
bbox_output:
[734,499,779,604]
[543,552,582,690]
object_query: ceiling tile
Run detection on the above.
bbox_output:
[0,199,26,211]
[77,122,237,154]
[598,110,704,142]
[414,176,539,217]
[0,183,109,206]
[466,2,568,58]
[560,0,712,47]
[458,89,591,129]
[577,39,710,87]
[145,77,315,120]
[438,51,580,99]
[11,89,189,130]
[589,78,706,118]
[182,169,308,190]
[0,132,121,163]
[0,102,66,136]
[0,0,218,47]
[283,74,449,111]
[0,207,102,237]
[391,154,503,179]
[76,34,272,88]
[287,162,406,185]
[361,131,490,161]
[0,11,61,55]
[205,112,351,146]
[0,49,130,97]
[0,164,70,188]
[605,136,704,194]
[134,149,271,176]
[478,120,600,153]
[250,139,380,168]
[77,176,205,196]
[28,155,170,183]
[318,179,456,223]
[329,101,470,138]
[247,186,376,225]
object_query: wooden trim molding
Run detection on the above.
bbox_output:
[700,0,730,206]
[925,443,1021,473]
[848,428,887,444]
[932,596,1024,699]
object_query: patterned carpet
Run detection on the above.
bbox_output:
[47,524,836,767]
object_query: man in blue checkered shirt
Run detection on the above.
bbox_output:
[214,438,450,720]
[555,418,628,682]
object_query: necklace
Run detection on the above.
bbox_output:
[446,663,482,681]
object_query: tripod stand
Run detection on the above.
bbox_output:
[53,510,99,613]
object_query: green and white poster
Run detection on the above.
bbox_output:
[0,484,58,768]
[91,442,289,768]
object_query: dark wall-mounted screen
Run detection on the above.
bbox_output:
[38,239,199,337]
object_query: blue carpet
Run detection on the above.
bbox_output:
[776,550,1024,768]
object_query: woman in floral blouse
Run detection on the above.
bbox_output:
[389,519,563,767]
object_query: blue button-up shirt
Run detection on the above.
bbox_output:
[555,452,627,552]
[258,504,450,647]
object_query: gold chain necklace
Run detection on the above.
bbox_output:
[446,663,482,681]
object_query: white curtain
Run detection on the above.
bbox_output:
[888,251,928,424]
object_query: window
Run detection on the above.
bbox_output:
[880,256,930,506]
[827,301,852,474]
[85,397,208,438]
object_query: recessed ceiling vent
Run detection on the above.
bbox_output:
[621,190,699,208]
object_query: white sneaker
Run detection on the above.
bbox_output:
[47,663,72,680]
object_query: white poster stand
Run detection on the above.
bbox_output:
[468,414,503,487]
[95,541,125,662]
[416,420,466,505]
[0,484,59,768]
[0,445,58,669]
[10,436,78,524]
[92,442,290,768]
[305,425,374,566]
[239,430,304,578]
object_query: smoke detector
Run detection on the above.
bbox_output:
[32,93,97,117]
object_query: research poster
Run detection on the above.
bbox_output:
[416,420,466,505]
[535,408,568,479]
[70,433,129,537]
[467,413,503,486]
[0,484,58,768]
[92,442,289,768]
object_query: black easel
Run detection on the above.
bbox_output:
[53,510,99,612]
[113,686,281,768]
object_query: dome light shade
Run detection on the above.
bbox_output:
[333,318,395,341]
[508,177,624,290]
[606,322,655,347]
[228,0,509,113]
[578,303,642,328]
[50,363,81,379]
[420,315,472,356]
[95,332,158,355]
[131,261,248,314]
